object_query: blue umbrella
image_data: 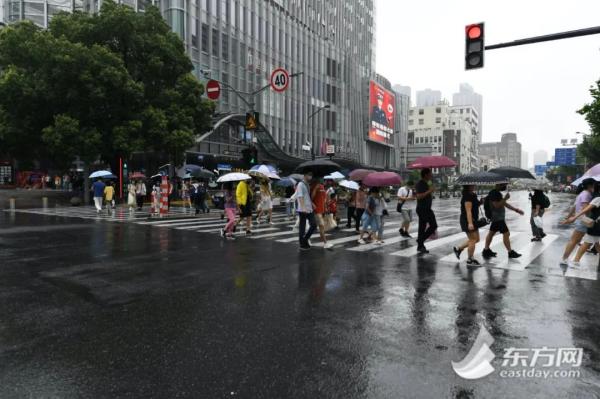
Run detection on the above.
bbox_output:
[89,170,113,178]
[275,177,296,187]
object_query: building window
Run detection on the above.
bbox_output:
[221,72,229,101]
[460,109,463,114]
[409,109,414,116]
[435,117,441,123]
[211,28,218,56]
[418,119,424,125]
[435,107,441,113]
[466,108,470,113]
[221,33,228,60]
[408,120,414,125]
[418,109,424,115]
[231,38,238,64]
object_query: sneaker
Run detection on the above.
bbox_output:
[405,232,413,238]
[466,258,481,266]
[220,228,225,238]
[324,243,334,249]
[299,244,310,251]
[399,228,406,235]
[307,239,312,247]
[531,237,541,242]
[245,230,252,236]
[417,246,429,254]
[508,250,522,259]
[269,221,275,225]
[226,235,236,240]
[453,246,463,260]
[221,214,225,220]
[540,232,547,239]
[559,259,569,266]
[482,248,494,259]
[570,261,581,268]
[357,239,366,244]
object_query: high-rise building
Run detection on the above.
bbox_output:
[3,0,380,169]
[392,84,410,169]
[452,83,483,142]
[533,150,549,166]
[521,151,529,169]
[479,133,522,168]
[415,88,442,107]
[393,84,411,98]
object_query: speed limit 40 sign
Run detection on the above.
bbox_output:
[270,68,290,92]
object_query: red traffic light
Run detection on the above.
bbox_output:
[466,25,482,40]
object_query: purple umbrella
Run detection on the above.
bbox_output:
[584,163,600,176]
[349,169,375,181]
[408,156,456,169]
[363,171,402,187]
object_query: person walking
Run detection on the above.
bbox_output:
[453,185,482,266]
[358,188,379,244]
[354,185,367,232]
[91,178,106,213]
[530,188,550,241]
[482,183,524,259]
[397,181,415,238]
[127,181,137,212]
[346,189,357,228]
[104,181,115,214]
[236,178,254,235]
[375,189,388,244]
[256,180,274,224]
[311,178,333,249]
[285,184,296,219]
[135,180,146,211]
[415,168,437,254]
[181,180,192,210]
[559,178,595,265]
[220,182,237,240]
[297,172,318,250]
[562,186,600,267]
[195,182,208,214]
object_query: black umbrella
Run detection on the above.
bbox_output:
[295,159,341,177]
[289,173,304,181]
[455,171,509,186]
[190,168,215,180]
[488,166,535,180]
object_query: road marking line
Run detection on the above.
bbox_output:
[347,226,454,252]
[489,234,559,271]
[390,231,468,257]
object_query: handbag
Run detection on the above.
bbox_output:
[396,201,404,213]
[475,217,489,228]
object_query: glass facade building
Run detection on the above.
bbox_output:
[1,0,396,168]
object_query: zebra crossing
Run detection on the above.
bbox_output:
[7,205,599,281]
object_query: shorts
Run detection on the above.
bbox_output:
[460,220,479,233]
[574,220,588,233]
[401,209,412,223]
[240,203,252,218]
[582,234,600,244]
[489,220,509,234]
[261,197,273,210]
[361,213,379,232]
[315,213,325,228]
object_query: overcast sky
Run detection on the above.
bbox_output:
[376,0,600,167]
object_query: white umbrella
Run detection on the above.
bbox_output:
[571,175,600,187]
[339,180,359,191]
[217,172,252,183]
[324,171,345,180]
[89,170,113,178]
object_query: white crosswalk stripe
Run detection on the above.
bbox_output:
[438,232,522,263]
[348,226,454,252]
[390,232,469,257]
[487,234,559,271]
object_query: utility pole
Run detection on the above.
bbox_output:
[308,105,330,160]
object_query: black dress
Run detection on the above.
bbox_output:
[460,192,480,232]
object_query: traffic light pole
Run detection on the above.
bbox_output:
[484,25,600,51]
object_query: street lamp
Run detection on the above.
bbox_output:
[308,104,330,160]
[576,131,589,170]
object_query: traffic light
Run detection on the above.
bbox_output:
[465,23,484,70]
[245,112,258,130]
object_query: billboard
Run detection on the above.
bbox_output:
[368,81,395,145]
[554,147,577,166]
[534,164,548,177]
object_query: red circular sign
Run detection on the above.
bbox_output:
[206,79,221,100]
[270,68,290,93]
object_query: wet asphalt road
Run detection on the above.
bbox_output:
[1,191,600,398]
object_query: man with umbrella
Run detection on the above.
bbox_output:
[91,178,106,213]
[415,168,437,254]
[297,171,318,250]
[482,183,524,259]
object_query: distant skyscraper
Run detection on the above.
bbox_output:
[521,151,529,169]
[479,133,522,168]
[393,84,412,99]
[416,89,442,107]
[533,150,549,166]
[453,83,483,142]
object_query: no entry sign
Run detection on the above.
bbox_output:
[270,68,290,92]
[206,79,221,100]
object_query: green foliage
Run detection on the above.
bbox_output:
[0,1,213,168]
[577,78,600,165]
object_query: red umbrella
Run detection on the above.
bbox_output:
[363,171,402,187]
[130,172,146,179]
[408,156,456,169]
[349,169,375,181]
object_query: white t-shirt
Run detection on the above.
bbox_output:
[296,181,313,213]
[397,186,413,210]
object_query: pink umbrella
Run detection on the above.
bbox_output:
[363,171,402,187]
[408,156,456,169]
[349,169,375,181]
[584,163,600,176]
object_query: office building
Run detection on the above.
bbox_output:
[452,83,483,142]
[479,133,522,168]
[415,88,442,107]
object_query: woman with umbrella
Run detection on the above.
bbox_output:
[453,184,482,266]
[256,179,274,225]
[220,182,237,240]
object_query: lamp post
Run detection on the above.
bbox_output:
[308,104,331,160]
[576,131,589,170]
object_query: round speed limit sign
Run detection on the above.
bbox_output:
[270,68,290,93]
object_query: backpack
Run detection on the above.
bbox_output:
[189,184,198,200]
[483,195,492,219]
[589,195,600,236]
[541,194,550,209]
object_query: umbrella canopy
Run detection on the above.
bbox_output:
[217,172,251,183]
[130,172,146,180]
[289,173,304,181]
[488,166,535,180]
[274,177,297,187]
[571,175,600,187]
[295,159,341,177]
[455,171,509,186]
[408,156,456,169]
[323,171,345,180]
[339,180,360,191]
[349,169,375,181]
[248,165,280,180]
[584,163,600,176]
[250,164,278,173]
[363,171,402,187]
[189,168,215,180]
[89,170,113,179]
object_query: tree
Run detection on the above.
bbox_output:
[577,78,600,165]
[0,1,213,170]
